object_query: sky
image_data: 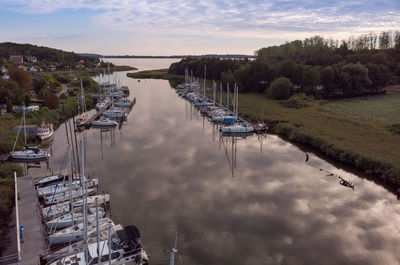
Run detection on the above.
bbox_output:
[0,0,399,55]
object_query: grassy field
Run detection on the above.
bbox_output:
[236,93,400,181]
[323,93,400,124]
[127,69,184,80]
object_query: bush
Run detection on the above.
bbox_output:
[266,77,293,100]
[388,124,400,135]
[281,97,309,109]
[0,163,23,179]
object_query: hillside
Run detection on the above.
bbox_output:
[0,42,98,66]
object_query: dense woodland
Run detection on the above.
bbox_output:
[0,42,98,67]
[169,32,400,99]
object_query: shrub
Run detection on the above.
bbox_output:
[388,124,400,135]
[281,97,309,109]
[0,163,23,179]
[266,77,293,100]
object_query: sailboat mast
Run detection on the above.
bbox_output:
[68,145,74,222]
[220,83,222,106]
[108,225,112,264]
[23,105,26,146]
[235,84,238,119]
[80,78,85,113]
[80,141,88,263]
[107,63,110,84]
[213,80,216,106]
[226,83,230,109]
[96,198,100,265]
[203,65,206,97]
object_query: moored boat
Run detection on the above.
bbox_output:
[36,122,54,141]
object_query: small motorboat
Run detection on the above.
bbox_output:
[75,115,88,129]
[339,177,355,190]
[36,122,54,141]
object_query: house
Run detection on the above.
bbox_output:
[18,65,27,71]
[25,56,37,63]
[9,55,23,64]
[29,66,38,72]
[0,67,9,80]
[49,65,56,72]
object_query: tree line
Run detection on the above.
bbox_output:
[168,32,400,99]
[0,42,98,68]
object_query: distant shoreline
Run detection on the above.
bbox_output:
[101,55,255,59]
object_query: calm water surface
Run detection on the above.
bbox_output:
[31,59,400,265]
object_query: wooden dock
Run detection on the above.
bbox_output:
[85,101,111,128]
[17,176,46,265]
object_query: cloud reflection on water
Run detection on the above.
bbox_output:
[36,74,400,265]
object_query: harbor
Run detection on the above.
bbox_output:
[3,58,400,265]
[4,71,148,265]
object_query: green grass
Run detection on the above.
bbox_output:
[0,162,23,256]
[127,69,184,80]
[323,93,400,124]
[232,93,400,181]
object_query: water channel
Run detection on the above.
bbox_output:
[30,58,400,265]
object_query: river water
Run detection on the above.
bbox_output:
[30,58,400,265]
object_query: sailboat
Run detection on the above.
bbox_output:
[10,106,51,161]
[92,116,118,127]
[221,84,254,134]
[75,78,88,129]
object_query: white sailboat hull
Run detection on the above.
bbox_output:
[42,194,110,221]
[38,179,98,197]
[221,124,254,133]
[48,218,113,245]
[10,149,50,160]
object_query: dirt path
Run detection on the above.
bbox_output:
[57,84,69,97]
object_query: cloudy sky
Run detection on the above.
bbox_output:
[0,0,399,55]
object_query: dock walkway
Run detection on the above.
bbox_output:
[86,101,111,127]
[18,176,46,265]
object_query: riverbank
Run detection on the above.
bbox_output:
[240,93,400,184]
[132,70,400,185]
[127,69,183,80]
[76,65,137,76]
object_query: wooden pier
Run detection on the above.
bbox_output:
[85,101,111,128]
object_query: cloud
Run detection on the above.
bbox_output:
[1,0,400,41]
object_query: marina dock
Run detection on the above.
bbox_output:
[18,175,46,265]
[85,100,111,128]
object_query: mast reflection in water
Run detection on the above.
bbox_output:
[28,59,400,265]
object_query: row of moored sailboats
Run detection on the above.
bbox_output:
[176,68,267,135]
[76,70,134,129]
[36,144,149,265]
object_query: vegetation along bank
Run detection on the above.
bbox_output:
[130,32,400,185]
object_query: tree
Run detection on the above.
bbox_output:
[44,92,59,109]
[8,67,32,92]
[339,63,371,96]
[278,60,301,84]
[266,77,293,100]
[320,66,334,87]
[6,99,12,113]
